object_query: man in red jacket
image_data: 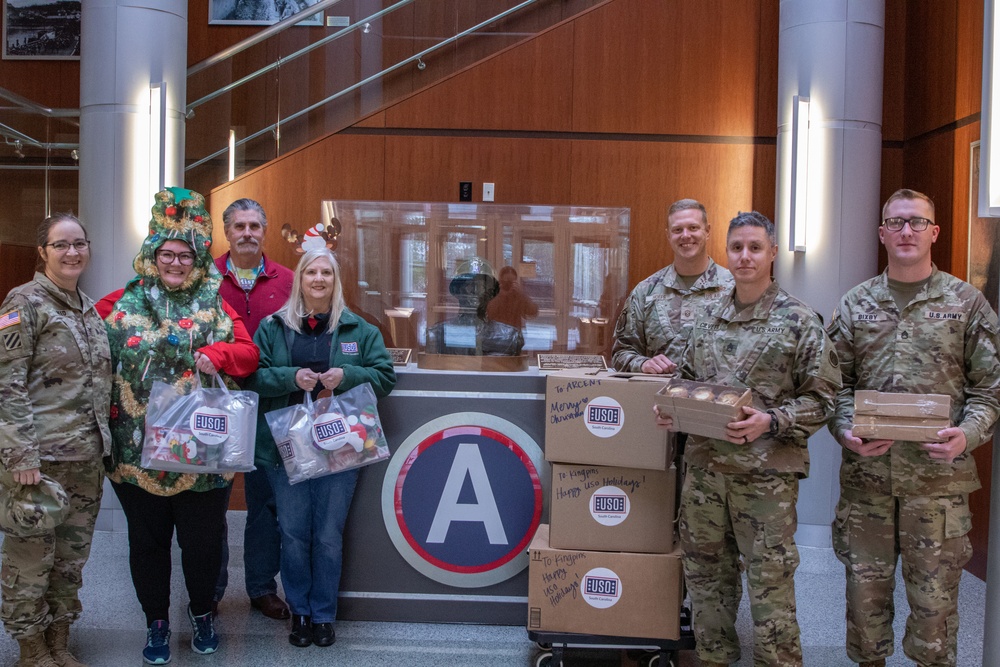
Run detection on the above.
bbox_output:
[213,198,294,620]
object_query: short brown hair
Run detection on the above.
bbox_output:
[36,213,86,270]
[667,199,708,226]
[882,189,935,221]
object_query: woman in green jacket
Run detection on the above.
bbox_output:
[247,247,394,649]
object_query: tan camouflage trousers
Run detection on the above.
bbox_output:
[832,488,972,667]
[680,466,801,667]
[0,458,103,639]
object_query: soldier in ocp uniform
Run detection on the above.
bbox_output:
[827,189,1000,667]
[0,214,111,667]
[655,211,840,667]
[612,198,733,374]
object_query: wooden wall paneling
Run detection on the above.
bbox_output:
[381,135,573,205]
[0,243,38,303]
[970,442,993,579]
[753,0,779,138]
[903,1,959,139]
[0,60,80,109]
[957,0,985,121]
[383,23,575,131]
[570,0,763,136]
[569,140,758,288]
[751,143,777,220]
[207,132,386,270]
[878,145,904,272]
[901,131,955,275]
[882,0,906,142]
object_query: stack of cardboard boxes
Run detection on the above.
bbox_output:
[527,370,683,640]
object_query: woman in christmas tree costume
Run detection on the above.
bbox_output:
[96,188,258,665]
[247,248,394,648]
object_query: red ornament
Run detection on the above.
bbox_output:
[194,215,203,222]
[114,311,125,322]
[178,319,194,329]
[110,405,119,419]
[182,370,194,379]
[127,336,142,348]
[165,206,177,216]
[204,240,211,247]
[139,279,144,285]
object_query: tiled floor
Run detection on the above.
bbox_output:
[0,513,986,666]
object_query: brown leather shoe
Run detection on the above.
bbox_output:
[250,593,290,620]
[859,662,886,667]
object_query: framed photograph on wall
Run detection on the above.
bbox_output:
[969,140,1000,312]
[209,0,324,26]
[2,0,81,60]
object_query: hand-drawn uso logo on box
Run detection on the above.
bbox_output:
[189,408,231,445]
[582,567,622,609]
[590,486,629,526]
[584,396,624,438]
[381,412,543,588]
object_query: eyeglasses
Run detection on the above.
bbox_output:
[44,240,90,253]
[882,217,934,232]
[155,250,196,265]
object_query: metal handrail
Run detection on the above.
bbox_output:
[187,0,416,116]
[0,85,79,119]
[187,0,348,77]
[185,0,543,172]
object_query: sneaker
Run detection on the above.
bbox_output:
[188,605,219,655]
[143,620,171,665]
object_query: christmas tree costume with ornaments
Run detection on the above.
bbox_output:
[105,187,236,495]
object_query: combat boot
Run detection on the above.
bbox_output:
[45,622,87,667]
[16,633,58,667]
[858,662,885,667]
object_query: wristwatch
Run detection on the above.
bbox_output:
[766,409,779,437]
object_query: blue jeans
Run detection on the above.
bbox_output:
[264,464,359,623]
[242,467,283,599]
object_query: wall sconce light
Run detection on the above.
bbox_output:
[981,1,1000,216]
[149,82,166,194]
[789,95,809,252]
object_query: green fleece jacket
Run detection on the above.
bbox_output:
[246,309,396,467]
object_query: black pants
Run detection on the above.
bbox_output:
[112,481,229,626]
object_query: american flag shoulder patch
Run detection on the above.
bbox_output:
[0,310,21,331]
[340,341,359,355]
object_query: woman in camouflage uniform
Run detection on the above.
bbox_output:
[0,214,112,667]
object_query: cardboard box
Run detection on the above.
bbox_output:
[549,464,677,553]
[654,379,752,440]
[852,390,951,443]
[545,370,671,470]
[527,525,682,640]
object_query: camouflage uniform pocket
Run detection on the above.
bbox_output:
[832,498,853,565]
[942,496,971,540]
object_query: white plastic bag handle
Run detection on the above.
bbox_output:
[194,369,230,394]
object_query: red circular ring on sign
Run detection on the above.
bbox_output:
[393,425,542,574]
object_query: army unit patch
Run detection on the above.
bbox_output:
[2,330,21,351]
[0,310,21,331]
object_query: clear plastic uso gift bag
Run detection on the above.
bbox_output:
[265,382,389,484]
[142,372,258,473]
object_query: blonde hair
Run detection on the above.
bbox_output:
[882,188,935,221]
[274,248,345,333]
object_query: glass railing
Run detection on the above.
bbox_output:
[0,87,80,243]
[184,0,605,193]
[1,0,605,224]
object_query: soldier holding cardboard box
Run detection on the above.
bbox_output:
[827,188,1000,667]
[612,198,733,374]
[655,211,840,667]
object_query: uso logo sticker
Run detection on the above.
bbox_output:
[590,486,629,526]
[585,396,623,438]
[582,567,622,609]
[382,412,543,588]
[312,413,351,451]
[189,408,230,445]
